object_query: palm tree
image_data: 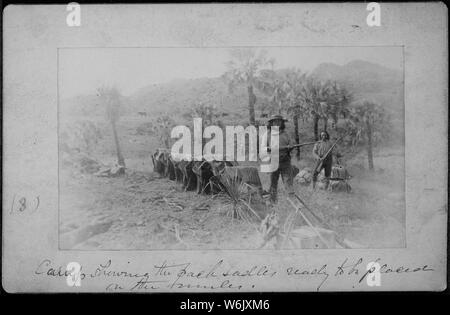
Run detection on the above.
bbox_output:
[97,86,125,171]
[348,101,388,170]
[223,48,273,125]
[322,82,353,131]
[257,68,312,159]
[297,77,331,141]
[277,69,308,158]
[257,70,288,113]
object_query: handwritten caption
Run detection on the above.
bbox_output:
[10,194,40,214]
[35,257,433,292]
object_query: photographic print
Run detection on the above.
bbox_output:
[57,46,406,250]
[2,3,446,293]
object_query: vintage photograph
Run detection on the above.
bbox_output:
[2,2,447,294]
[58,46,405,250]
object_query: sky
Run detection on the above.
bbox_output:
[59,46,403,98]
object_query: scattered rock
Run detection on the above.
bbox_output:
[295,168,312,185]
[95,164,126,177]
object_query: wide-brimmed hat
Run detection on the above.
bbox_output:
[268,114,288,122]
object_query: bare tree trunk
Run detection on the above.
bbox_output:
[366,121,374,170]
[323,117,328,131]
[256,132,260,155]
[332,113,338,128]
[248,85,256,125]
[313,114,320,141]
[293,114,300,159]
[331,115,337,130]
[111,119,125,168]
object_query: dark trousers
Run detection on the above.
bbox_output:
[269,162,294,203]
[312,157,332,188]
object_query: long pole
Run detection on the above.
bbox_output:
[284,197,330,249]
[312,132,349,174]
[294,193,351,249]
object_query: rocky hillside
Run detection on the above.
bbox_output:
[128,77,249,121]
[311,60,403,116]
[60,60,403,120]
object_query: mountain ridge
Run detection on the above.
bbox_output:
[60,60,403,119]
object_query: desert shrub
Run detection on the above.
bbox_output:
[135,122,155,136]
[152,115,176,148]
[60,120,103,156]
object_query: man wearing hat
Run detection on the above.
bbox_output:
[267,114,295,203]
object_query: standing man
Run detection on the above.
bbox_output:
[312,130,341,189]
[267,115,295,203]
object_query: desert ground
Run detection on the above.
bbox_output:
[59,115,405,250]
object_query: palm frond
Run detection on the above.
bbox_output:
[219,171,262,223]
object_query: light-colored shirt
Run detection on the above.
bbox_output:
[313,140,339,161]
